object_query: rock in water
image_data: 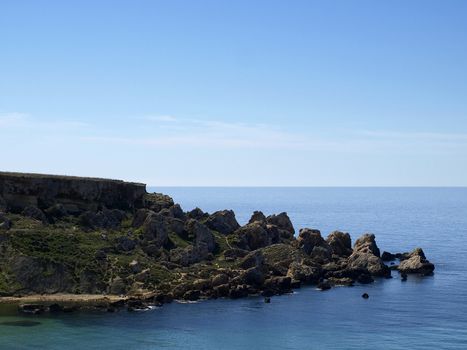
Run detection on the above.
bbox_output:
[398,248,434,275]
[362,293,369,299]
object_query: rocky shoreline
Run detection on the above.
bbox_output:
[0,172,435,314]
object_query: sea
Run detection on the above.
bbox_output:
[1,187,466,349]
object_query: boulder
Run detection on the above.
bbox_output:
[248,211,266,224]
[44,204,67,219]
[211,273,229,287]
[169,245,210,266]
[109,277,127,295]
[115,236,137,252]
[381,251,397,261]
[185,219,217,253]
[187,207,207,220]
[347,252,390,277]
[143,193,174,212]
[240,267,265,286]
[326,231,352,257]
[132,208,154,228]
[263,276,292,295]
[22,206,47,223]
[205,210,240,235]
[354,233,380,257]
[235,222,275,250]
[297,229,332,259]
[317,280,331,291]
[266,212,295,236]
[239,250,264,269]
[79,209,125,230]
[142,213,169,248]
[398,248,434,275]
[287,261,322,283]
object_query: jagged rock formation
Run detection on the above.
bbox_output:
[0,172,435,312]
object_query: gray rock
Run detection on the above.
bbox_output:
[354,233,380,257]
[22,206,47,223]
[266,212,295,236]
[205,210,240,235]
[142,213,169,248]
[248,211,266,224]
[326,231,352,257]
[398,248,434,275]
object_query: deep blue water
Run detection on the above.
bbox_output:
[1,187,467,349]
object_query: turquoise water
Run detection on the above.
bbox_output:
[1,187,466,349]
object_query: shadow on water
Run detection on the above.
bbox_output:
[0,320,41,327]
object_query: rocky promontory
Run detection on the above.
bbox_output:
[0,172,435,312]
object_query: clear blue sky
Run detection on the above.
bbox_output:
[1,0,466,186]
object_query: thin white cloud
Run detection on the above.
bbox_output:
[0,113,89,130]
[144,115,178,122]
[357,129,467,142]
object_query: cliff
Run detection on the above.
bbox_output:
[0,172,434,313]
[0,172,147,214]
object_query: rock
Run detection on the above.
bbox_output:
[398,248,434,275]
[297,229,332,260]
[0,213,11,230]
[357,273,374,284]
[22,205,47,223]
[362,293,369,299]
[240,267,265,286]
[143,193,174,212]
[266,212,295,237]
[19,304,47,315]
[129,260,142,274]
[263,276,292,293]
[187,207,207,220]
[44,203,67,219]
[328,277,354,286]
[10,256,74,294]
[185,219,217,253]
[264,297,271,303]
[132,208,154,228]
[239,250,264,269]
[317,281,331,290]
[142,213,169,248]
[347,251,390,277]
[109,277,127,295]
[211,273,229,287]
[287,261,322,283]
[0,172,146,213]
[229,284,249,299]
[249,211,266,224]
[79,209,125,230]
[169,204,186,220]
[401,273,408,281]
[169,245,210,266]
[183,290,201,301]
[235,222,276,250]
[223,248,248,260]
[116,236,137,252]
[354,233,380,257]
[326,231,352,257]
[381,251,397,261]
[205,210,240,235]
[213,283,230,297]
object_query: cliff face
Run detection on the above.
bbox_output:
[0,172,147,214]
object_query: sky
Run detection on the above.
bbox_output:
[1,0,467,186]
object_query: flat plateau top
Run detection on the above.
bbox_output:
[0,171,146,186]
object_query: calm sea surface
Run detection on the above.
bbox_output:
[1,187,466,349]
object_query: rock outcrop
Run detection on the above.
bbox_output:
[0,172,435,311]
